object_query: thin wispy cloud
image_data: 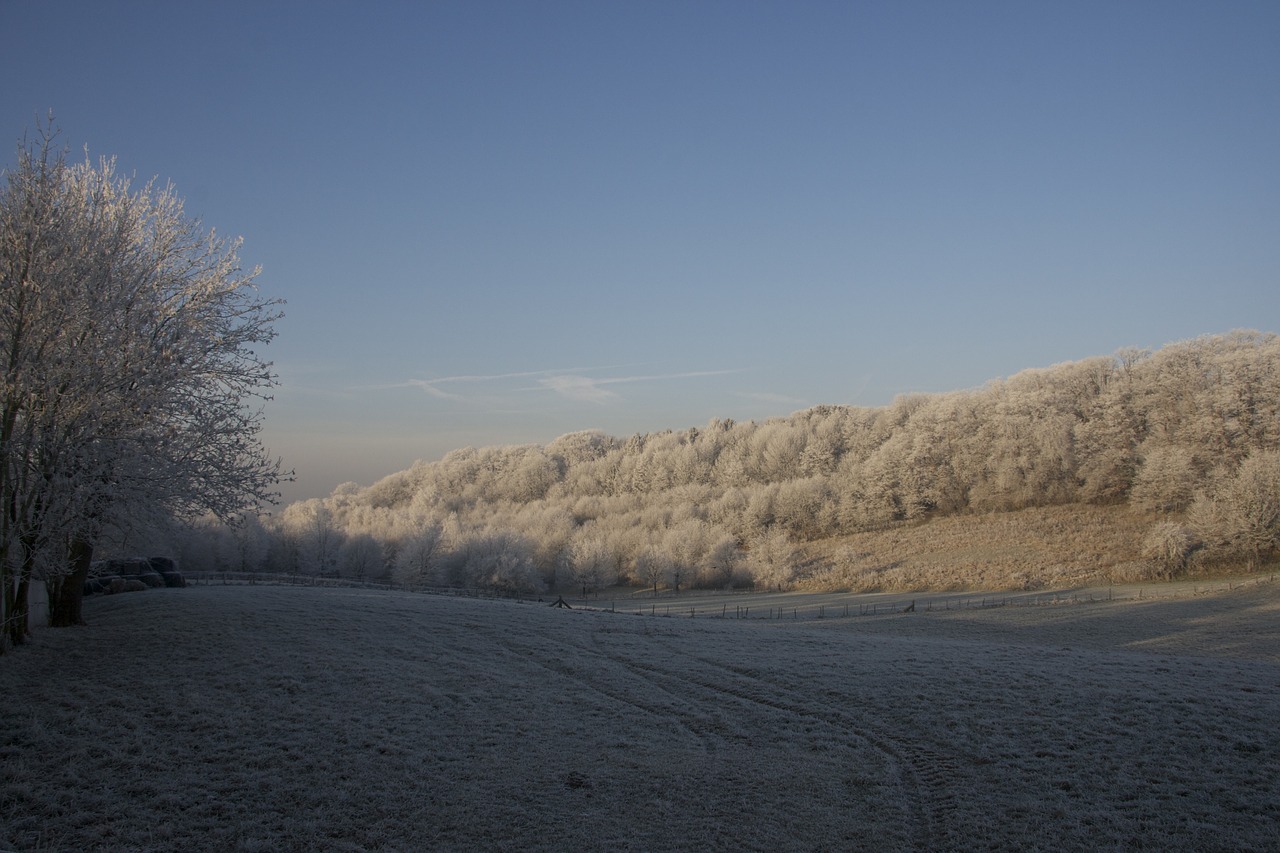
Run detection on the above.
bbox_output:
[532,369,740,404]
[537,375,619,404]
[401,368,593,399]
[385,367,741,405]
[376,367,603,400]
[403,379,462,400]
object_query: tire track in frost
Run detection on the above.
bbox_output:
[629,636,965,851]
[491,629,737,760]
[499,621,958,850]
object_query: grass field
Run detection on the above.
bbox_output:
[3,581,1278,851]
[794,504,1163,591]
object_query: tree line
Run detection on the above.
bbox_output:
[1,126,282,650]
[165,331,1280,595]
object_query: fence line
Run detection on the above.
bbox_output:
[185,572,535,603]
[597,576,1277,622]
[182,571,1276,625]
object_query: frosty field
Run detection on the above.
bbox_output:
[3,582,1279,852]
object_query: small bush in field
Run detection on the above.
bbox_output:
[1141,522,1201,580]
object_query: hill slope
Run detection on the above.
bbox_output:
[159,331,1280,594]
[795,503,1157,591]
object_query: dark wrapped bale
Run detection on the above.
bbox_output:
[92,557,164,588]
[149,556,185,588]
[93,557,151,576]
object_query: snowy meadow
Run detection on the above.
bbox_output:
[3,582,1279,852]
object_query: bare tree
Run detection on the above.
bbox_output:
[1,126,284,642]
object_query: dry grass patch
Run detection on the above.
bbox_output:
[797,504,1163,591]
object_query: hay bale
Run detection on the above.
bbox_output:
[123,579,148,593]
[88,556,183,591]
[149,556,185,588]
[127,572,166,588]
[94,557,151,576]
[149,556,177,573]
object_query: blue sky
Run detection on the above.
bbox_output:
[4,1,1278,504]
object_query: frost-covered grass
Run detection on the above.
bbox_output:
[3,583,1279,852]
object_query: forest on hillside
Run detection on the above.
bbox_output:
[150,331,1280,594]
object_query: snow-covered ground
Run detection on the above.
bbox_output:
[3,581,1278,851]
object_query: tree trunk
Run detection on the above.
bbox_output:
[5,571,32,647]
[48,537,93,627]
[2,571,20,650]
[2,542,35,649]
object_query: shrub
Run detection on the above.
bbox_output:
[1140,522,1200,580]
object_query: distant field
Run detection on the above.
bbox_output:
[3,583,1278,851]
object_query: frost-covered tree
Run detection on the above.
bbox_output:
[171,515,234,575]
[284,500,342,577]
[660,519,739,589]
[1130,445,1200,514]
[773,477,829,540]
[1,127,282,643]
[546,429,615,470]
[1190,450,1280,568]
[1073,352,1145,504]
[633,546,669,596]
[227,512,271,574]
[340,533,384,581]
[745,529,796,591]
[393,523,444,588]
[567,536,616,598]
[457,530,542,593]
